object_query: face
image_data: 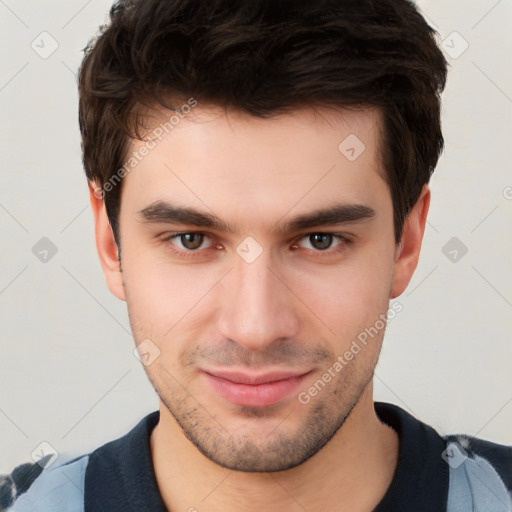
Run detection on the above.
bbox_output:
[93,105,424,472]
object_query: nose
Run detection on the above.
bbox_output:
[217,249,301,352]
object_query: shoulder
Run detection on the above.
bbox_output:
[1,412,160,512]
[443,433,512,512]
[1,455,89,512]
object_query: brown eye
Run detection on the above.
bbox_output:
[293,232,351,256]
[178,233,205,250]
[161,231,218,260]
[308,233,333,250]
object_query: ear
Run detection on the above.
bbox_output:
[88,182,126,301]
[391,185,430,298]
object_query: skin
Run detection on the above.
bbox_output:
[89,105,429,511]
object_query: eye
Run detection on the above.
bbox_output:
[164,232,214,252]
[293,233,350,253]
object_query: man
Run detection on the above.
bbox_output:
[3,0,511,510]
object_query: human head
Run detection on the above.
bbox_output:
[80,0,447,473]
[78,0,448,251]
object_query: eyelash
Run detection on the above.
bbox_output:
[160,231,352,260]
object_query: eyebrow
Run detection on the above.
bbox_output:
[137,200,376,234]
[138,202,233,232]
[282,203,376,232]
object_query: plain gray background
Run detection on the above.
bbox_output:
[1,0,511,473]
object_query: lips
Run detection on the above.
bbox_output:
[202,369,310,408]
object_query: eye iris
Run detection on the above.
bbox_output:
[181,233,203,250]
[310,233,332,250]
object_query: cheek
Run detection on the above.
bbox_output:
[122,244,224,338]
[290,242,395,341]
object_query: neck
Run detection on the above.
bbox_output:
[150,383,398,512]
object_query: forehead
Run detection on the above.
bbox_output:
[121,104,389,221]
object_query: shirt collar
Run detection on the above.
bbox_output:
[373,401,449,511]
[85,411,167,511]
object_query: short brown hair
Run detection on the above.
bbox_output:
[78,0,448,247]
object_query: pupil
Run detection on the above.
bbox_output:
[182,233,203,249]
[311,233,332,250]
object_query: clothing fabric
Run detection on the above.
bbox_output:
[3,402,511,511]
